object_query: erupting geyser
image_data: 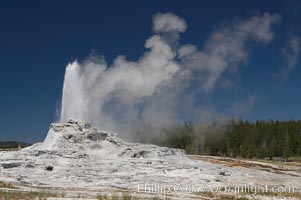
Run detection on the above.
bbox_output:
[59,12,280,136]
[60,62,86,123]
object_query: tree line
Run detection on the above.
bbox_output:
[134,119,301,161]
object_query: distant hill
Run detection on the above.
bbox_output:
[0,141,31,149]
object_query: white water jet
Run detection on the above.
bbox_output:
[60,61,86,122]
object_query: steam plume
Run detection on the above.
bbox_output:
[60,12,279,139]
[275,35,300,81]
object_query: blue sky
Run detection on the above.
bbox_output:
[0,0,300,142]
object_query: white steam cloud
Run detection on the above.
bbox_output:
[153,12,187,33]
[60,12,279,139]
[178,13,280,91]
[229,96,257,115]
[275,35,300,81]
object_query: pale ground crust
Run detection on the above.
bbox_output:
[0,120,300,199]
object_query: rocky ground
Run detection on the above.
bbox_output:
[0,120,300,199]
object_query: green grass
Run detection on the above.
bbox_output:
[291,156,301,163]
[0,191,61,200]
[254,190,301,199]
[194,191,249,200]
[96,193,169,200]
[0,181,14,189]
[1,189,299,200]
[194,187,301,200]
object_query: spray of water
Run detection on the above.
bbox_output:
[60,12,280,139]
[61,62,85,122]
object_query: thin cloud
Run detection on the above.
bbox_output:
[178,13,280,92]
[275,35,300,81]
[229,96,257,115]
